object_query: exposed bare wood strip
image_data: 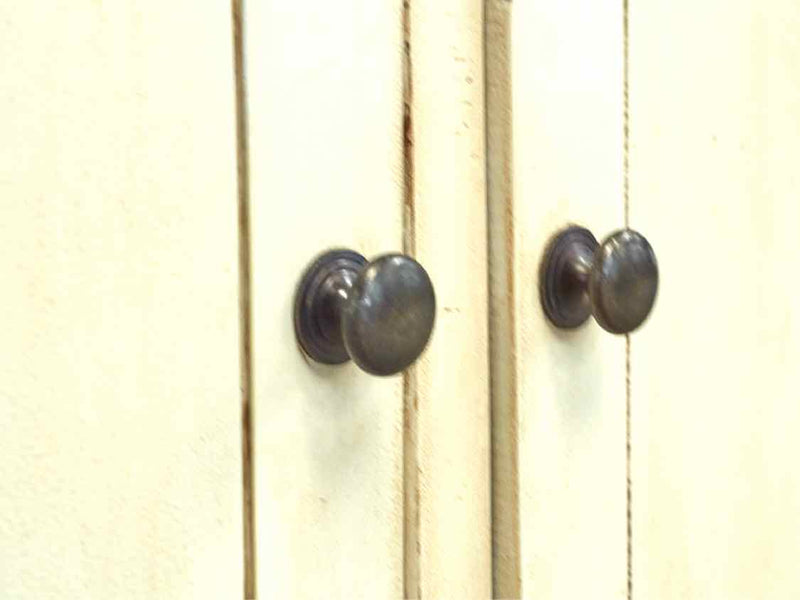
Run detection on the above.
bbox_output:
[484,0,521,597]
[231,1,257,597]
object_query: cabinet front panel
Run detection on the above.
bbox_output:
[244,2,405,597]
[631,0,800,598]
[0,3,243,598]
[408,0,491,597]
[506,0,629,597]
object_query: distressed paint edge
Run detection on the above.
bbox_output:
[402,1,422,598]
[231,0,257,597]
[485,0,521,597]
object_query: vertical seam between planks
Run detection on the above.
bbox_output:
[623,0,630,228]
[625,335,632,600]
[231,1,256,597]
[485,1,521,597]
[402,1,421,598]
[623,0,632,598]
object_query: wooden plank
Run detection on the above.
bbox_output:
[407,0,491,596]
[630,0,800,597]
[507,0,629,596]
[0,3,243,598]
[243,1,405,597]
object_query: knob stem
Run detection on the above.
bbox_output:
[540,227,599,329]
[316,267,356,347]
[294,250,368,365]
[563,241,594,285]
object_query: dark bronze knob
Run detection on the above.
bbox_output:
[540,226,658,334]
[294,249,436,376]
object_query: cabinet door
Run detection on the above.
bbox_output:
[0,3,243,598]
[630,0,800,597]
[487,0,628,597]
[244,0,490,597]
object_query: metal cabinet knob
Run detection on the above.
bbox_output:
[540,226,658,334]
[294,249,436,376]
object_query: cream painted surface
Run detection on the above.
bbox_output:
[408,0,491,597]
[0,3,243,598]
[630,1,800,598]
[510,0,628,597]
[244,1,405,597]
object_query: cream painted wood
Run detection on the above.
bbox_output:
[244,1,405,597]
[506,0,628,597]
[630,1,800,597]
[407,0,491,597]
[0,3,243,598]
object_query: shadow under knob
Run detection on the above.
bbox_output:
[540,226,658,334]
[294,249,436,376]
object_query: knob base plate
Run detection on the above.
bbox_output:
[294,249,367,365]
[540,226,599,329]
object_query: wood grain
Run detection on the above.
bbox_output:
[485,1,520,596]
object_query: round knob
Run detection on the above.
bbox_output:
[540,226,658,334]
[294,249,436,376]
